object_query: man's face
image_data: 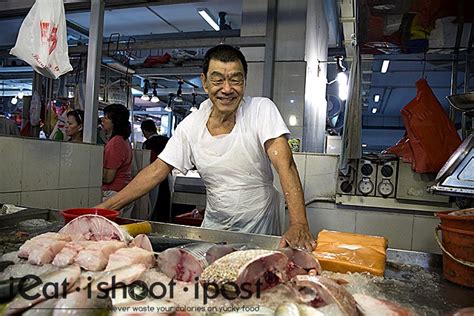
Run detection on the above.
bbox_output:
[201,59,246,115]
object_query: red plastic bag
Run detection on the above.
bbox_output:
[387,79,461,173]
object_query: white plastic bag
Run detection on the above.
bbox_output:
[10,0,73,79]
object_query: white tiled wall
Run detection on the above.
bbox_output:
[0,136,103,210]
[271,152,441,254]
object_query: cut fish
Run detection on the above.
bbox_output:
[200,249,288,293]
[106,247,155,271]
[157,243,216,282]
[291,275,358,316]
[4,264,81,315]
[59,214,131,242]
[74,240,126,271]
[353,293,415,316]
[280,248,322,278]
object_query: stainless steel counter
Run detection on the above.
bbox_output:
[0,208,473,314]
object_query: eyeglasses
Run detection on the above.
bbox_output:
[208,75,245,87]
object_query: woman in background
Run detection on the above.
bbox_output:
[101,104,133,217]
[65,110,84,143]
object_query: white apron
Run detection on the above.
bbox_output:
[192,101,284,235]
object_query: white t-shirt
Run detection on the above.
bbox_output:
[158,96,290,175]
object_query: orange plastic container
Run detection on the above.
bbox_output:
[436,210,474,231]
[437,224,474,288]
[61,208,119,224]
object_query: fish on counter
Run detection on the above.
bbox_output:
[291,274,358,316]
[280,248,322,278]
[58,214,131,242]
[157,242,216,282]
[353,293,416,316]
[200,249,289,293]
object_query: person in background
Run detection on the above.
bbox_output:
[140,119,169,163]
[65,110,84,143]
[101,104,134,217]
[0,111,20,136]
[96,45,314,250]
[140,119,170,221]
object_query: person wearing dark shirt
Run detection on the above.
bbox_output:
[141,119,170,221]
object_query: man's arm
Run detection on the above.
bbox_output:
[96,158,173,210]
[265,136,315,251]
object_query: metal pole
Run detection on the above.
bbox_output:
[463,23,474,139]
[262,0,277,99]
[83,0,104,144]
[449,3,464,122]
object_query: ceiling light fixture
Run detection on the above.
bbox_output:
[197,8,219,31]
[150,83,159,103]
[381,60,390,73]
[141,79,150,101]
[190,93,198,112]
[165,93,173,112]
[11,96,18,105]
[289,115,297,126]
[335,56,348,101]
[17,88,24,100]
[372,108,378,114]
[374,94,380,102]
[173,81,183,103]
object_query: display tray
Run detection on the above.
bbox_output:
[0,208,473,314]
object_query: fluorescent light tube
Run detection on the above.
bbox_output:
[198,9,219,31]
[381,60,390,73]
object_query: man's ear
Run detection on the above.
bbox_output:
[200,73,208,93]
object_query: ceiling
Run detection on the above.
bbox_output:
[0,0,471,151]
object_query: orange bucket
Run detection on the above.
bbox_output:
[436,210,474,231]
[435,224,474,288]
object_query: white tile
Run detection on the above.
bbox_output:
[304,155,338,201]
[58,188,89,210]
[88,187,102,207]
[59,142,91,189]
[0,136,23,192]
[356,211,414,250]
[89,145,103,187]
[22,139,60,191]
[0,192,20,204]
[412,215,442,254]
[293,153,306,190]
[21,190,59,209]
[307,207,356,237]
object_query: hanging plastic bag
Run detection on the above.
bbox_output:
[10,0,72,79]
[387,79,461,173]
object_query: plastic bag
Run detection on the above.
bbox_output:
[10,0,72,79]
[313,230,388,276]
[387,79,461,173]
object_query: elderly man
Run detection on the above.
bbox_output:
[96,44,314,251]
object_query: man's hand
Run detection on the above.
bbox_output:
[279,223,315,252]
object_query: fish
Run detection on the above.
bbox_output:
[157,243,216,282]
[130,234,153,252]
[4,264,81,315]
[105,247,155,271]
[52,241,93,268]
[59,214,131,242]
[279,248,322,278]
[291,275,358,316]
[353,293,415,316]
[27,240,67,266]
[18,233,71,260]
[205,243,257,265]
[89,263,147,291]
[74,240,126,271]
[200,249,288,293]
[275,302,324,316]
